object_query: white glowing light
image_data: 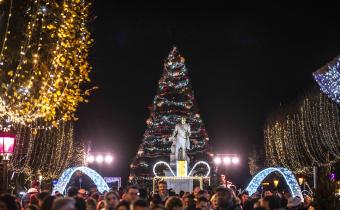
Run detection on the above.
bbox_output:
[104,155,113,163]
[231,157,239,164]
[153,161,175,177]
[52,167,109,195]
[87,155,95,163]
[245,167,302,199]
[188,161,211,177]
[96,155,103,163]
[223,157,231,164]
[214,157,222,164]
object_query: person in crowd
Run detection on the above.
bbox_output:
[115,200,130,210]
[125,186,140,203]
[165,196,183,210]
[52,197,76,210]
[86,197,97,210]
[196,190,210,201]
[286,196,303,210]
[132,199,149,210]
[78,189,87,199]
[239,191,249,206]
[209,194,217,210]
[182,193,195,210]
[151,204,166,210]
[262,195,284,210]
[91,193,100,202]
[29,194,39,206]
[104,191,120,210]
[192,187,201,200]
[195,197,209,210]
[302,195,314,210]
[263,190,273,198]
[214,187,241,210]
[75,196,87,210]
[154,180,169,204]
[38,191,51,207]
[67,187,79,198]
[0,194,19,210]
[41,195,56,210]
[25,204,40,210]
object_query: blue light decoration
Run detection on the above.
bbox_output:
[245,167,303,198]
[52,166,110,195]
[313,56,340,104]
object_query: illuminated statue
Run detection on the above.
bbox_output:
[169,117,191,161]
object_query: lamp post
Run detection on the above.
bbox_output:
[0,133,15,192]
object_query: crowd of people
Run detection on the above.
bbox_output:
[0,180,315,210]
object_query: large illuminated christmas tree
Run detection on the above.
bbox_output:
[130,47,211,182]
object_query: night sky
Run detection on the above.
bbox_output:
[75,3,340,187]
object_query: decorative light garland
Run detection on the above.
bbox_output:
[245,167,303,199]
[188,161,210,178]
[0,0,94,129]
[313,55,340,104]
[153,161,176,177]
[52,166,109,194]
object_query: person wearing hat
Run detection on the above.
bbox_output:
[286,196,303,210]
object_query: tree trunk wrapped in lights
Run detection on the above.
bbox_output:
[264,89,340,174]
[130,47,212,183]
[0,0,94,130]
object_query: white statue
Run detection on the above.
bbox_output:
[169,117,191,161]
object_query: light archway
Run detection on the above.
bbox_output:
[52,167,110,194]
[245,167,302,198]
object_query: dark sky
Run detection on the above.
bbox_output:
[75,3,340,187]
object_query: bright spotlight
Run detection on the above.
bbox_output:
[232,157,239,164]
[87,156,95,163]
[214,157,222,164]
[223,157,231,164]
[96,155,104,163]
[105,155,113,163]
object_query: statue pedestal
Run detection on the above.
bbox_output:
[166,178,193,194]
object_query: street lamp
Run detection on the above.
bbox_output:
[0,133,15,192]
[213,154,240,166]
[87,153,114,165]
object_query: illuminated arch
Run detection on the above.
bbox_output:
[245,167,302,198]
[52,167,110,195]
[153,161,176,177]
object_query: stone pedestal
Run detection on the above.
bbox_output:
[167,178,193,194]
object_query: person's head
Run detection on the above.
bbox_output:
[240,191,249,204]
[77,189,86,198]
[262,196,281,210]
[0,194,18,210]
[303,195,312,206]
[132,199,149,210]
[29,194,39,206]
[210,194,218,209]
[126,186,140,203]
[38,191,50,207]
[85,198,96,209]
[182,194,194,208]
[214,187,233,208]
[67,187,78,198]
[263,190,272,198]
[52,197,75,210]
[74,197,86,210]
[165,196,183,210]
[41,195,56,210]
[115,200,130,210]
[196,197,209,210]
[197,190,210,200]
[105,191,120,208]
[193,186,201,197]
[158,180,168,196]
[25,204,39,210]
[151,204,166,210]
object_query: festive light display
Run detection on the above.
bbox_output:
[130,47,211,183]
[245,167,303,198]
[188,161,210,177]
[52,166,109,195]
[313,56,340,104]
[0,0,94,129]
[153,161,175,177]
[265,91,340,174]
[10,121,86,179]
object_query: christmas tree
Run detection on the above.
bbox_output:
[130,47,211,182]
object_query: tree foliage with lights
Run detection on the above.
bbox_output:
[130,47,211,181]
[313,55,340,105]
[264,88,340,174]
[0,0,94,130]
